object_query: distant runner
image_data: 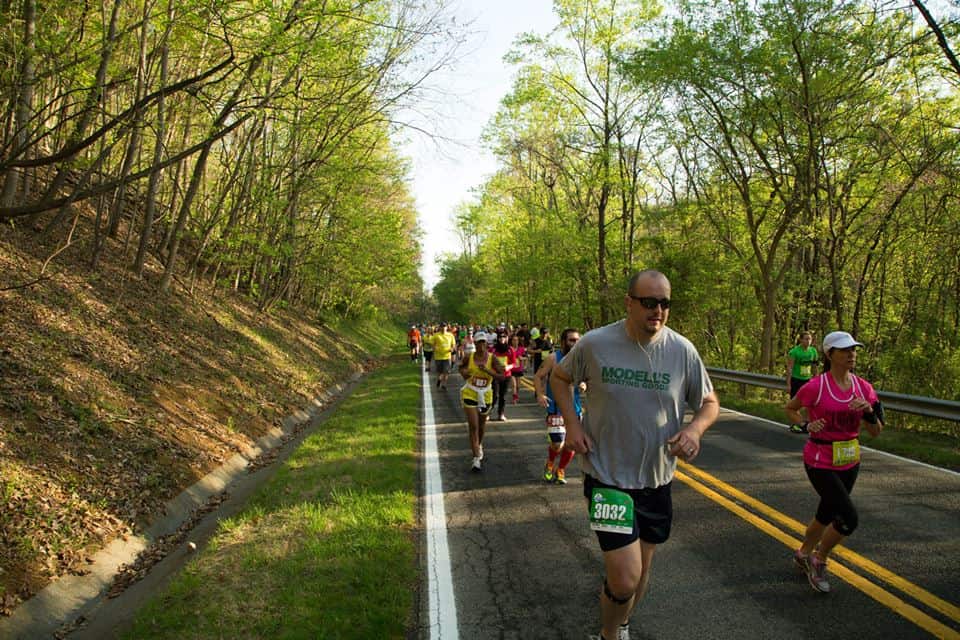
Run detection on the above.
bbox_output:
[422,326,434,367]
[407,325,421,363]
[458,332,506,472]
[534,328,583,485]
[531,327,553,375]
[508,333,526,404]
[490,330,513,421]
[786,331,819,433]
[431,322,456,390]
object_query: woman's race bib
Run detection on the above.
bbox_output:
[470,377,489,388]
[799,364,812,378]
[832,439,860,466]
[589,488,634,534]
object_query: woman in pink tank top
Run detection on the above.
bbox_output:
[784,331,884,594]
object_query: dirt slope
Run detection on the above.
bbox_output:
[0,214,391,616]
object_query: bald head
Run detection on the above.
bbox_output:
[627,270,671,297]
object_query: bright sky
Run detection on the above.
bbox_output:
[401,1,558,292]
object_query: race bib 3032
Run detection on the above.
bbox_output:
[589,488,634,534]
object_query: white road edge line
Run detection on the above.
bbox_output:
[422,361,459,639]
[720,407,960,478]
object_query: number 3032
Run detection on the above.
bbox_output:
[593,503,627,521]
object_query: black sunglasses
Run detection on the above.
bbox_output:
[628,295,671,310]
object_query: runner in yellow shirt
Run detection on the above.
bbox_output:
[458,332,506,471]
[431,322,457,390]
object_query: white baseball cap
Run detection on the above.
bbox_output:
[474,332,492,343]
[822,331,864,353]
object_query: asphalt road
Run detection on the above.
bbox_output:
[417,369,960,640]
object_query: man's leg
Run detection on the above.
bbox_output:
[623,541,656,626]
[599,540,656,640]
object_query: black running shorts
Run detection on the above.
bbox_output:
[583,474,673,550]
[461,398,492,416]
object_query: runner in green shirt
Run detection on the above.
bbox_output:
[787,331,819,398]
[786,331,818,434]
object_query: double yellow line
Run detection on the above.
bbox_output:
[677,462,960,639]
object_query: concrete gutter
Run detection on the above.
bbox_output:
[0,372,363,640]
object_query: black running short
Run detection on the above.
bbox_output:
[461,398,492,416]
[583,474,673,550]
[790,376,811,397]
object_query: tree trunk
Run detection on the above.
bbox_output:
[107,0,152,242]
[40,0,122,217]
[1,0,35,208]
[134,0,173,277]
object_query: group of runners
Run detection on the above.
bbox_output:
[415,269,885,640]
[413,321,575,476]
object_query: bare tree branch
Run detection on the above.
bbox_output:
[912,0,960,79]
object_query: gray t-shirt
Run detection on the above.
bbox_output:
[557,320,713,489]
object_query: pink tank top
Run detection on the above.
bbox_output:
[795,373,878,470]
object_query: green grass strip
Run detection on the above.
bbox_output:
[125,358,420,639]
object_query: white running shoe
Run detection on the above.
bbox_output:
[587,624,629,640]
[471,457,482,472]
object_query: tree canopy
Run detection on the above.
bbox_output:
[1,0,465,317]
[433,0,960,398]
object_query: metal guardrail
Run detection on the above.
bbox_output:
[706,368,960,422]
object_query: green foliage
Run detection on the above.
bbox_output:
[433,253,482,321]
[442,0,959,410]
[0,0,466,330]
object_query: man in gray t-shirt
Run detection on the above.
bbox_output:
[551,269,719,640]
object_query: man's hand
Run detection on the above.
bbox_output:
[667,428,702,461]
[564,420,592,454]
[537,394,549,409]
